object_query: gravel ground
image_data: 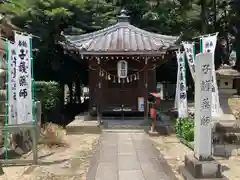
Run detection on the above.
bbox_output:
[150,135,191,180]
[150,135,240,180]
[229,97,240,120]
[0,134,99,180]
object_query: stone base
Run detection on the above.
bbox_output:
[148,130,159,136]
[179,155,227,179]
[180,166,228,180]
[66,120,101,135]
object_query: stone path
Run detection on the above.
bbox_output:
[86,130,177,180]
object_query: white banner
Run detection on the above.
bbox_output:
[174,64,180,109]
[194,52,213,160]
[176,51,188,117]
[201,33,222,116]
[7,41,18,125]
[15,33,33,124]
[182,42,196,81]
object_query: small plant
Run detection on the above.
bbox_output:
[175,117,194,142]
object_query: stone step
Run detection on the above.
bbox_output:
[212,144,240,157]
[213,132,240,144]
[66,120,101,135]
[91,117,145,121]
[103,122,174,135]
[212,121,240,145]
[103,122,147,130]
[214,121,240,133]
[103,129,145,133]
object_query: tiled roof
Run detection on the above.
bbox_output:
[63,10,179,55]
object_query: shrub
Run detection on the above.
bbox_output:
[175,117,194,142]
[40,123,67,147]
[35,81,61,122]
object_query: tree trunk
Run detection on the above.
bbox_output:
[200,0,208,33]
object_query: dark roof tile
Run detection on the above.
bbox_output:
[64,18,179,55]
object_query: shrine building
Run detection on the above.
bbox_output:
[63,10,180,120]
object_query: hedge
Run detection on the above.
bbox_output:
[35,81,61,122]
[175,117,194,142]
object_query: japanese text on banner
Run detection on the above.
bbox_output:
[176,51,188,117]
[15,33,33,124]
[8,42,18,125]
[182,42,195,81]
[201,34,222,116]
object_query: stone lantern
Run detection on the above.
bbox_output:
[216,64,240,122]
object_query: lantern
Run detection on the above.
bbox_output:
[117,60,128,78]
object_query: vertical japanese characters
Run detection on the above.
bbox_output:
[176,51,188,117]
[174,67,180,109]
[15,33,33,124]
[201,34,222,116]
[8,42,18,125]
[194,53,213,159]
[199,64,212,126]
[182,42,195,81]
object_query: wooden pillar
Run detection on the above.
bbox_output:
[144,61,148,120]
[96,57,102,123]
[153,68,156,92]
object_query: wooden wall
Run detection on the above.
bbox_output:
[88,58,156,112]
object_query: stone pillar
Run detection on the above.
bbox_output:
[180,53,224,179]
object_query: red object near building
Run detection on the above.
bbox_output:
[150,108,156,119]
[150,93,161,107]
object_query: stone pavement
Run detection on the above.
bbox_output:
[86,130,178,180]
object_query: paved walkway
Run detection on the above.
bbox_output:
[86,130,177,180]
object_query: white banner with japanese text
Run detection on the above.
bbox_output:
[7,41,18,125]
[201,33,222,116]
[182,42,196,81]
[174,64,180,109]
[15,33,33,124]
[176,51,188,117]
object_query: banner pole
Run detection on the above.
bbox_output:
[200,39,203,53]
[30,38,38,164]
[4,40,9,160]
